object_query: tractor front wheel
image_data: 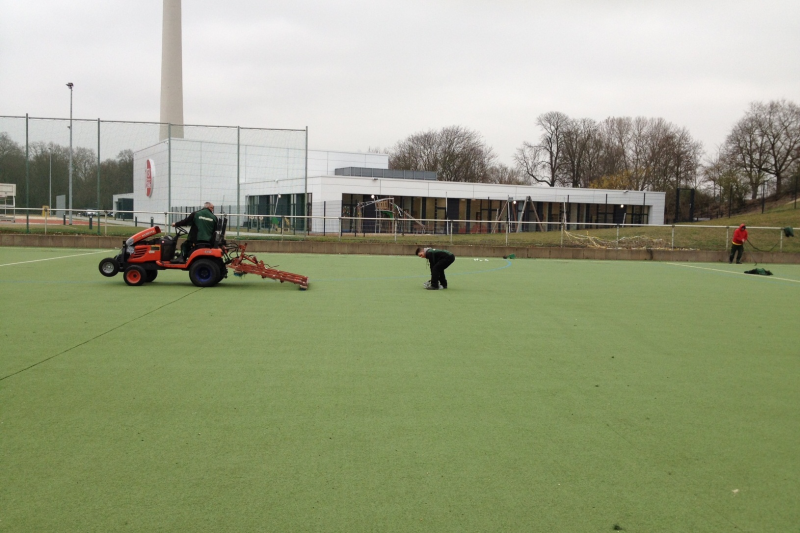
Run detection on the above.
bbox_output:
[98,257,119,277]
[124,265,147,286]
[189,259,220,287]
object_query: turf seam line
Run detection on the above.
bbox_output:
[0,250,114,268]
[665,262,800,284]
[0,287,203,382]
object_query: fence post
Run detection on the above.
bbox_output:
[97,118,101,235]
[726,227,729,251]
[671,225,675,250]
[167,124,171,234]
[616,225,620,249]
[25,113,29,234]
[780,229,783,252]
[339,217,342,241]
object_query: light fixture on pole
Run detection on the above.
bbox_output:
[66,82,74,225]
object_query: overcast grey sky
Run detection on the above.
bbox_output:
[1,0,798,164]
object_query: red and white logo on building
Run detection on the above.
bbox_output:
[145,159,155,197]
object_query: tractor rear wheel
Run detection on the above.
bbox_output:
[123,265,147,286]
[189,259,220,287]
[98,257,119,277]
[145,270,158,282]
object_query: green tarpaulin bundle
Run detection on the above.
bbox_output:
[744,268,773,276]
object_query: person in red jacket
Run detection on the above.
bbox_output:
[729,224,748,264]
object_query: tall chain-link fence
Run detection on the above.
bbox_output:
[0,115,307,233]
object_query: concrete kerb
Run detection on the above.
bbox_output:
[2,234,800,264]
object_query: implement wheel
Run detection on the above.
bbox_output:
[98,257,119,277]
[189,259,220,287]
[124,265,146,286]
[145,270,158,282]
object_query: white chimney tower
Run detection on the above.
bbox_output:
[160,0,184,139]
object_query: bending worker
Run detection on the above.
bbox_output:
[729,223,748,264]
[416,247,455,290]
[172,202,217,261]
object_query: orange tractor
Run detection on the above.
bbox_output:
[98,217,308,290]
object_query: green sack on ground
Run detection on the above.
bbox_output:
[784,227,795,238]
[744,268,773,276]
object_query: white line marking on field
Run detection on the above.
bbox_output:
[666,262,800,283]
[0,250,112,268]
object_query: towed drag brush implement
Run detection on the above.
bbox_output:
[227,242,309,290]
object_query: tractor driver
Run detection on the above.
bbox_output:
[172,202,218,262]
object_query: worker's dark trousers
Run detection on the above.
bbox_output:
[729,243,743,263]
[430,255,455,288]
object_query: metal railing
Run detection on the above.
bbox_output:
[2,207,797,253]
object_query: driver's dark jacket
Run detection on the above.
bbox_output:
[174,208,217,243]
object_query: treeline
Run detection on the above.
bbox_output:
[385,99,800,209]
[0,133,132,210]
[708,100,800,200]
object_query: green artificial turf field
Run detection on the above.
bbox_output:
[1,247,798,532]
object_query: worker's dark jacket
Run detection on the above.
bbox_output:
[174,208,217,243]
[425,249,454,264]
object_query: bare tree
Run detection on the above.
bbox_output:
[561,118,600,187]
[389,126,496,183]
[513,111,570,187]
[754,100,800,195]
[702,147,748,210]
[724,113,769,199]
[724,100,800,198]
[486,163,526,185]
[517,112,702,192]
[513,141,551,185]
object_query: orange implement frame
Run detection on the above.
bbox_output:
[228,243,309,290]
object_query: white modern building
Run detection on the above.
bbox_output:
[257,171,664,234]
[121,138,664,234]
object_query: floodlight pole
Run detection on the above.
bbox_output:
[237,125,240,238]
[25,114,29,233]
[67,82,74,225]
